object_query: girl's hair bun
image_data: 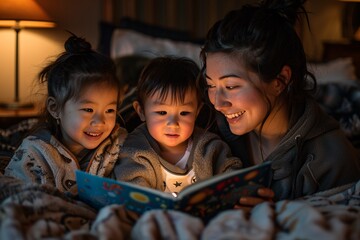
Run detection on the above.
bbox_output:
[64,34,92,54]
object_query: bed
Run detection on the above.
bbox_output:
[0,18,360,240]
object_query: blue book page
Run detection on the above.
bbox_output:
[76,171,176,214]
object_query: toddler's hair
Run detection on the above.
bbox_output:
[136,56,201,107]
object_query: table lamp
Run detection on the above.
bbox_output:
[0,0,55,109]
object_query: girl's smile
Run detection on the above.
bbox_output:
[59,83,118,155]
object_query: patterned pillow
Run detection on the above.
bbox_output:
[315,82,360,149]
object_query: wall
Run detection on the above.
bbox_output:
[0,0,101,105]
[302,0,347,61]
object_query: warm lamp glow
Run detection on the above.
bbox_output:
[0,20,55,28]
[0,0,55,28]
[0,0,55,109]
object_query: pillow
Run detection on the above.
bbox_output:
[111,28,202,65]
[307,57,358,84]
[98,18,203,56]
[314,83,360,149]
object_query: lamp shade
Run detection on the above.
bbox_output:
[0,0,55,28]
[0,0,55,109]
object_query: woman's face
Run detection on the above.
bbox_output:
[205,52,273,135]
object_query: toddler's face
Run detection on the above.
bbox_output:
[58,83,118,156]
[141,88,200,153]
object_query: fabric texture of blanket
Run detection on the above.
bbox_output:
[0,173,359,240]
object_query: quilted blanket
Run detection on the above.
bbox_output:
[0,174,359,240]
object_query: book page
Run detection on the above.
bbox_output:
[76,171,176,213]
[175,161,272,220]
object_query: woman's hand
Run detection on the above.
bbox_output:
[234,187,274,213]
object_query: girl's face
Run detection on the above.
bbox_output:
[58,83,118,156]
[205,52,273,135]
[135,88,200,154]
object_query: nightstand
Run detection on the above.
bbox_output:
[0,107,40,129]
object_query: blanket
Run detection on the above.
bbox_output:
[0,174,359,240]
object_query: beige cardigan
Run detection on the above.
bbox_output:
[5,124,127,194]
[113,123,243,191]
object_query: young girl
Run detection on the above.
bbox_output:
[113,56,244,195]
[198,0,360,200]
[4,35,127,194]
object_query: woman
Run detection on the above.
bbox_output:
[198,0,360,200]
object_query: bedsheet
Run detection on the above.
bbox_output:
[0,174,359,240]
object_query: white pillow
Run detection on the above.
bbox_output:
[111,29,202,65]
[307,57,357,84]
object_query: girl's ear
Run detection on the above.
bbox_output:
[273,65,292,96]
[133,101,146,121]
[46,97,59,119]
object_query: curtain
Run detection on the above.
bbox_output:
[103,0,255,38]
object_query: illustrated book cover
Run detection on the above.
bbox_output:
[76,161,272,221]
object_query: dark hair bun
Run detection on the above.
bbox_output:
[260,0,307,26]
[64,35,92,53]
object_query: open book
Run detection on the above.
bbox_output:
[76,161,272,221]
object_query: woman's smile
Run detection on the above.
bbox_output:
[224,110,246,119]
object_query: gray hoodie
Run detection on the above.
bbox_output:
[216,98,360,200]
